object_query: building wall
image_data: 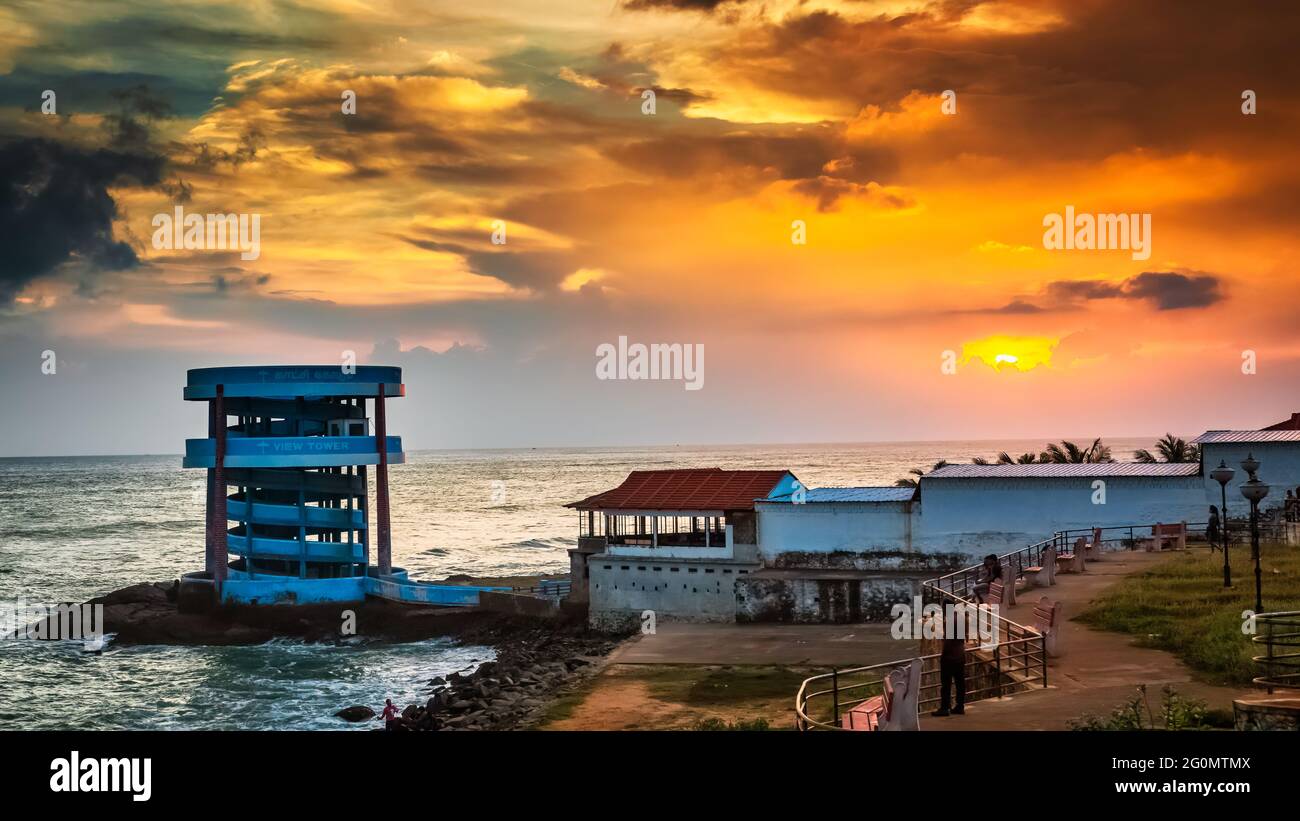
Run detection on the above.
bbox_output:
[757,501,915,557]
[586,555,757,630]
[756,476,1211,562]
[913,475,1209,556]
[1201,442,1300,518]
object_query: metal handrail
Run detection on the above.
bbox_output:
[795,577,1048,730]
[1251,611,1300,693]
[795,519,1240,731]
[794,627,1048,730]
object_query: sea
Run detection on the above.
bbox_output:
[0,438,1152,730]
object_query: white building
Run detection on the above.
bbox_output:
[570,419,1300,625]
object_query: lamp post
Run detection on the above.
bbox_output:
[1239,453,1270,614]
[1211,460,1235,587]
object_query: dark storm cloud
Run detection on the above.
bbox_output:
[0,138,163,303]
[49,16,339,57]
[1122,271,1222,310]
[699,0,1300,163]
[622,0,748,13]
[1045,280,1123,302]
[1044,271,1224,311]
[606,128,899,194]
[0,85,176,302]
[402,237,577,291]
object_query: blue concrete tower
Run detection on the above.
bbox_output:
[181,365,404,605]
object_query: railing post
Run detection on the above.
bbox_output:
[1265,617,1275,695]
[1040,635,1048,688]
[994,644,1002,699]
[831,668,840,726]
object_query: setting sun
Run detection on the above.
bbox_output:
[961,335,1059,372]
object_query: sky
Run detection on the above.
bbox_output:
[0,0,1297,456]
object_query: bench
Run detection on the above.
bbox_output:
[1057,538,1085,573]
[1143,521,1187,551]
[1029,596,1064,658]
[842,658,921,731]
[1082,527,1105,561]
[982,579,1008,608]
[1023,546,1056,587]
[999,562,1019,605]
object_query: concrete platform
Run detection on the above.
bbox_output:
[610,622,901,667]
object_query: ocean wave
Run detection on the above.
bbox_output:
[499,537,575,551]
[1,519,199,540]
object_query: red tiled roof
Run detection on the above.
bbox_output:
[566,468,793,512]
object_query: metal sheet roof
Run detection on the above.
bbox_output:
[762,486,916,504]
[1193,430,1300,444]
[924,462,1200,479]
[566,468,793,511]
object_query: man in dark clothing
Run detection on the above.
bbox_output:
[932,625,966,717]
[972,553,1001,603]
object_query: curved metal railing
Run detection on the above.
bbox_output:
[1251,610,1300,692]
[795,520,1238,730]
[795,566,1047,730]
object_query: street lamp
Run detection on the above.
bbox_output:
[1210,460,1235,587]
[1239,453,1270,614]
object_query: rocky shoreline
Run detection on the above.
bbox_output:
[87,580,492,646]
[354,619,633,731]
[56,578,630,731]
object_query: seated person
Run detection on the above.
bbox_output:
[972,554,1001,603]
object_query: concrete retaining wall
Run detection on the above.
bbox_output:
[587,555,756,629]
[479,590,561,619]
[735,573,921,623]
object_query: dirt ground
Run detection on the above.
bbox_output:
[539,663,811,730]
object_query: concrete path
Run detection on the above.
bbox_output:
[610,622,900,667]
[925,549,1249,730]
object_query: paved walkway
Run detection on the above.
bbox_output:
[609,622,900,667]
[572,549,1250,729]
[926,549,1249,730]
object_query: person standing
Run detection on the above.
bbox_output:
[380,698,400,729]
[931,626,966,717]
[1206,504,1221,552]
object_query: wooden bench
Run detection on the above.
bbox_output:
[999,562,1019,605]
[842,658,921,731]
[1082,527,1105,561]
[1143,521,1187,551]
[1023,546,1055,588]
[1057,538,1085,573]
[1029,596,1064,658]
[982,579,1008,607]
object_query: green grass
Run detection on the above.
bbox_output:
[533,682,597,727]
[692,717,772,731]
[1077,543,1300,685]
[642,665,811,707]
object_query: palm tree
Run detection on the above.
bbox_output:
[974,452,1036,465]
[895,459,950,488]
[1134,433,1200,463]
[1039,438,1114,463]
[997,451,1038,464]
